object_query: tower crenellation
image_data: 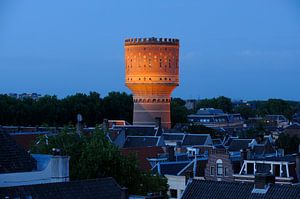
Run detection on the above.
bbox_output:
[125,37,179,45]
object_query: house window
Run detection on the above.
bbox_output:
[210,166,215,176]
[216,159,223,176]
[170,189,177,198]
[224,167,229,177]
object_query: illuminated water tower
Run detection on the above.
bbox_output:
[124,37,179,128]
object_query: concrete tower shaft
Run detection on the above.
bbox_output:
[124,37,179,128]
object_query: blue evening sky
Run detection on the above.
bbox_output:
[1,0,300,100]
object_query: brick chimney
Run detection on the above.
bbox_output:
[121,187,128,199]
[252,173,275,193]
[167,146,175,162]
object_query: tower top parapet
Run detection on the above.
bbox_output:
[125,37,179,46]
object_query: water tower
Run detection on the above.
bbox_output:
[124,37,180,128]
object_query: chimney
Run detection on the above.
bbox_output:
[50,155,70,182]
[167,146,175,162]
[155,117,161,128]
[253,173,275,193]
[121,187,129,199]
[296,153,300,183]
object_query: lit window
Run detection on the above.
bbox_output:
[216,159,223,176]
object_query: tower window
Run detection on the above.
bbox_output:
[149,78,151,80]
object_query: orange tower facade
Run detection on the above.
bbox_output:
[124,37,179,128]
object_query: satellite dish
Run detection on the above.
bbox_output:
[77,114,83,122]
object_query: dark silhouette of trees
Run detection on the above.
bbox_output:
[0,92,132,126]
[170,98,188,126]
[276,133,300,154]
[196,96,233,113]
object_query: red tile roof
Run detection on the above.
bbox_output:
[121,146,164,171]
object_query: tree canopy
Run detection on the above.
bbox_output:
[0,92,133,126]
[170,98,188,126]
[196,96,233,113]
[31,128,168,195]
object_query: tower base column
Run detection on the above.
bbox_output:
[133,99,171,129]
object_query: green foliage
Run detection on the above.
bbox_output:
[30,128,168,196]
[233,104,256,119]
[102,92,133,123]
[0,91,133,126]
[255,99,294,120]
[276,133,300,154]
[171,98,188,126]
[196,96,233,113]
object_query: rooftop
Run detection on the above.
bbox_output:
[227,139,252,152]
[196,108,225,115]
[123,136,162,148]
[181,179,300,199]
[0,132,36,173]
[181,134,210,146]
[0,177,125,199]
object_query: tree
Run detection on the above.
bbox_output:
[233,104,256,119]
[30,128,168,195]
[102,92,133,123]
[196,96,233,113]
[276,133,300,154]
[255,99,293,120]
[171,98,188,126]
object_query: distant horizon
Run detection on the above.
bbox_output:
[1,1,300,100]
[2,91,300,102]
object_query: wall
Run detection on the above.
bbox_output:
[0,154,69,187]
